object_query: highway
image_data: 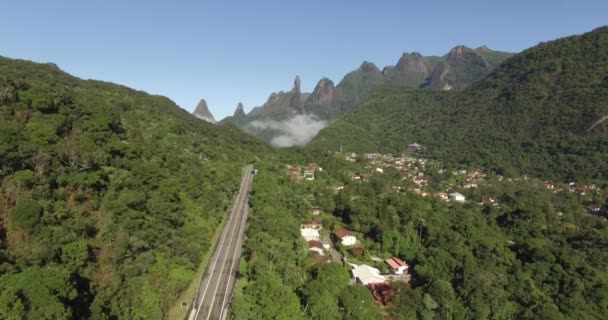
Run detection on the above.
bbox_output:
[189,164,254,320]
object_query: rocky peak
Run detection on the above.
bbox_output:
[476,45,490,52]
[234,102,246,118]
[290,75,305,113]
[293,75,301,93]
[360,61,381,74]
[395,52,428,74]
[192,98,216,123]
[446,45,488,67]
[310,78,336,107]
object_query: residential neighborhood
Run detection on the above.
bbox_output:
[287,148,606,310]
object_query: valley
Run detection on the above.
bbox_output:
[0,4,607,320]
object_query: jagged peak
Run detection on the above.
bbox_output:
[293,75,301,93]
[395,52,428,74]
[234,102,246,118]
[476,45,491,52]
[359,61,381,73]
[448,45,474,56]
[314,77,334,88]
[192,98,216,123]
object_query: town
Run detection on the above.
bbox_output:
[286,144,607,306]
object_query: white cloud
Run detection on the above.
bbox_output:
[248,114,328,147]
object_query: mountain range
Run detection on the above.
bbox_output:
[211,45,513,145]
[309,26,608,182]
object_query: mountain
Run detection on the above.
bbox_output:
[0,56,268,319]
[219,102,248,126]
[244,75,311,121]
[309,26,608,182]
[222,46,513,145]
[421,45,513,90]
[192,98,216,123]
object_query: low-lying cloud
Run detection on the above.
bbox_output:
[248,114,328,147]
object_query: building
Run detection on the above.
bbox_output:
[300,219,323,230]
[407,143,425,154]
[385,257,409,275]
[303,170,315,181]
[333,228,357,246]
[449,192,465,202]
[308,240,325,256]
[312,205,321,216]
[300,228,320,242]
[351,264,386,285]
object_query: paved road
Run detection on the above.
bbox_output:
[189,165,254,320]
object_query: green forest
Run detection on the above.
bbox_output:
[1,21,608,320]
[309,26,608,183]
[232,152,608,319]
[0,57,267,319]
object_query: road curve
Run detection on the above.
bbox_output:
[189,164,253,320]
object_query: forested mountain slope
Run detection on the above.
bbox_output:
[222,47,512,146]
[309,26,608,182]
[0,56,268,319]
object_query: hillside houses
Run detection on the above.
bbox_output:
[351,264,386,285]
[333,228,357,246]
[300,228,320,242]
[307,240,325,256]
[449,192,466,202]
[300,219,323,230]
[385,257,408,275]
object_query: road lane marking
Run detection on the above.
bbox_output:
[193,166,251,319]
[204,171,252,320]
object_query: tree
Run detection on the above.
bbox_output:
[8,199,42,230]
[338,285,383,320]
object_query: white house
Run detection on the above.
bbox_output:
[300,228,320,242]
[375,168,384,174]
[333,228,357,246]
[307,240,325,256]
[303,170,315,181]
[449,192,465,202]
[385,257,409,275]
[351,264,386,285]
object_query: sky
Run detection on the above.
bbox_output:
[0,0,606,120]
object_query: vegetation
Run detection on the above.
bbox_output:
[309,26,608,182]
[234,151,608,319]
[0,56,269,319]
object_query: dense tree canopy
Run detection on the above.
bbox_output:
[309,26,608,183]
[0,56,268,319]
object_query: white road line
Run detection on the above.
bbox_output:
[192,167,251,319]
[218,187,250,320]
[204,172,252,320]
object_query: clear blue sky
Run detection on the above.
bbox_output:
[1,1,606,120]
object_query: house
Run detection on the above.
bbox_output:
[333,228,357,246]
[449,192,465,202]
[300,219,323,230]
[351,264,386,285]
[303,170,315,181]
[308,240,325,256]
[375,168,384,174]
[436,192,449,201]
[586,204,602,215]
[312,206,321,216]
[300,228,320,242]
[407,143,425,154]
[385,257,409,275]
